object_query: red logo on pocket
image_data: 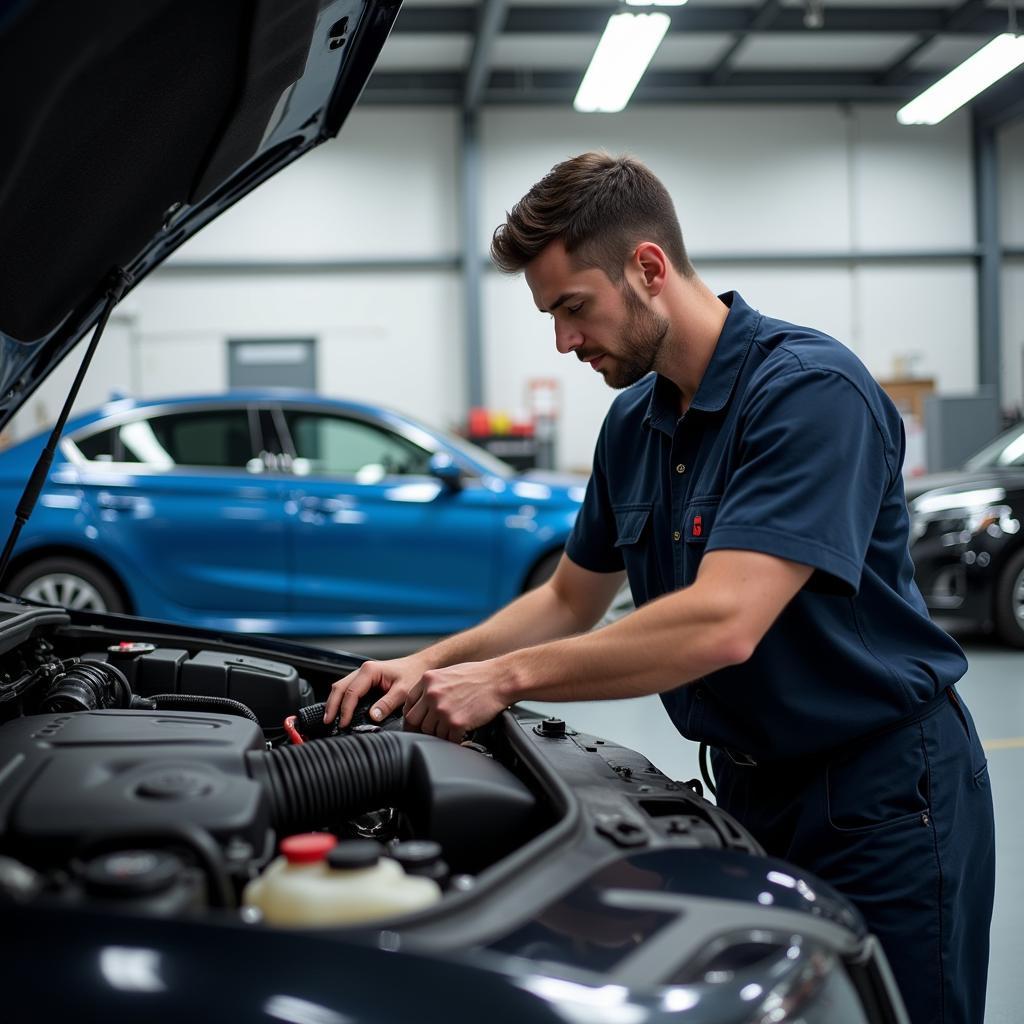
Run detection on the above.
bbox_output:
[692,514,703,537]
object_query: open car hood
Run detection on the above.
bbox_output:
[0,0,400,431]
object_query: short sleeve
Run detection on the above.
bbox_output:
[705,369,894,596]
[565,419,625,574]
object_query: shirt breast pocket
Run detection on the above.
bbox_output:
[613,502,653,601]
[683,497,721,545]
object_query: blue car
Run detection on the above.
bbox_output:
[0,392,584,635]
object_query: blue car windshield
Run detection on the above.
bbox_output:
[964,423,1024,470]
[437,431,517,479]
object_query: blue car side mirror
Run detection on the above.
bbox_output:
[428,452,463,491]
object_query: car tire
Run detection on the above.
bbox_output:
[994,548,1024,648]
[7,557,126,614]
[525,550,562,591]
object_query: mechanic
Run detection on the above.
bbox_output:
[325,153,995,1024]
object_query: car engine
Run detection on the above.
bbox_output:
[0,601,542,922]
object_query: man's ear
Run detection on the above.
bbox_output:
[632,242,668,297]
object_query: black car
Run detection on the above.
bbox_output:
[0,3,907,1022]
[909,423,1024,646]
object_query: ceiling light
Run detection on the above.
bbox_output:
[624,0,688,5]
[574,13,671,113]
[897,33,1024,125]
[803,0,824,30]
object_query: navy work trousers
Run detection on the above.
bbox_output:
[712,688,995,1024]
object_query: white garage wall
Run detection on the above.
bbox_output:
[1001,120,1024,413]
[179,108,461,260]
[12,104,1023,467]
[481,104,980,467]
[131,272,462,430]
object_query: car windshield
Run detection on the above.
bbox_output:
[358,409,518,479]
[964,423,1024,470]
[431,429,516,479]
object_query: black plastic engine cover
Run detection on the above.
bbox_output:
[180,652,307,725]
[0,711,269,866]
[83,648,314,726]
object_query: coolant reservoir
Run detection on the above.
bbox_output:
[242,834,442,927]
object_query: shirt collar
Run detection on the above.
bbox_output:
[644,291,761,435]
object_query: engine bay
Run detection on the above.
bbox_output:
[0,598,761,938]
[0,601,548,923]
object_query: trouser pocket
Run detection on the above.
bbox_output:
[825,722,930,833]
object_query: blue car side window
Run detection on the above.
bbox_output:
[74,427,117,462]
[117,411,256,469]
[284,412,431,479]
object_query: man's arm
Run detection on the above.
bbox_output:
[401,549,812,741]
[322,554,624,726]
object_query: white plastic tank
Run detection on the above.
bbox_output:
[242,833,442,927]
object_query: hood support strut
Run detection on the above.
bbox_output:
[0,271,131,584]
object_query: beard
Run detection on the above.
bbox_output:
[601,281,670,390]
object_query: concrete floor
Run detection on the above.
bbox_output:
[317,632,1021,1022]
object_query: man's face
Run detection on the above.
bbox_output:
[525,240,669,390]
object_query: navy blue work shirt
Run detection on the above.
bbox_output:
[566,291,967,762]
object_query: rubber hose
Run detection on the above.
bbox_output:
[295,701,335,738]
[150,693,260,724]
[248,731,407,834]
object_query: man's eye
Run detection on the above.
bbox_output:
[567,303,584,315]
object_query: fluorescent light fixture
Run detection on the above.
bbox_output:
[574,13,671,113]
[897,33,1024,125]
[625,0,687,5]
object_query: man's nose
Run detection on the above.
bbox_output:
[553,318,582,355]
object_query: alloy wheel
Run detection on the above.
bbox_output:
[1014,566,1024,628]
[21,573,108,611]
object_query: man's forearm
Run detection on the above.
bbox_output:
[415,580,592,671]
[495,583,750,704]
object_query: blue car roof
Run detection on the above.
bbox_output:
[52,390,424,438]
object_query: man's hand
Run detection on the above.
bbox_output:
[402,660,513,742]
[323,654,432,727]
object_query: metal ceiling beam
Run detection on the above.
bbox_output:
[362,69,938,105]
[392,5,1004,36]
[881,0,990,85]
[464,0,508,111]
[974,65,1024,129]
[709,0,782,86]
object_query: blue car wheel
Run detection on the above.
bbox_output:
[8,556,126,614]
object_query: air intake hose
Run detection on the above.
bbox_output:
[251,730,405,833]
[247,731,537,872]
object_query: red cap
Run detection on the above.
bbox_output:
[280,833,337,864]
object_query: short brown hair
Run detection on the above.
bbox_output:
[490,152,693,281]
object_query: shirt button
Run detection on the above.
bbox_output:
[673,530,681,542]
[676,464,686,474]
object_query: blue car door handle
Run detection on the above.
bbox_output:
[96,493,145,510]
[298,496,348,514]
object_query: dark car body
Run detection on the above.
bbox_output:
[0,603,904,1024]
[0,3,908,1022]
[909,423,1024,645]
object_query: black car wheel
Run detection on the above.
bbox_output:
[995,548,1024,648]
[7,557,125,614]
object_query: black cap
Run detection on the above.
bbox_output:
[326,840,383,871]
[81,850,182,898]
[390,840,442,868]
[390,840,448,883]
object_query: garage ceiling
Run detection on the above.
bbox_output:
[361,0,1024,119]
